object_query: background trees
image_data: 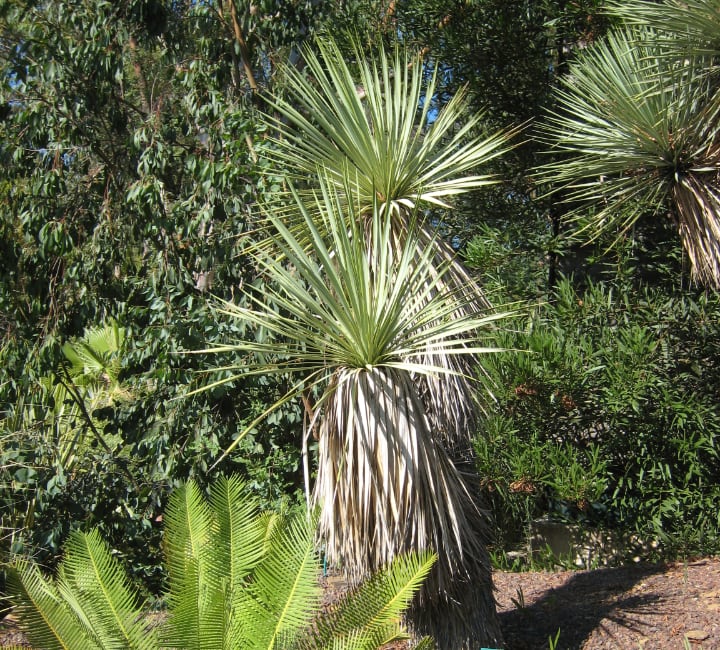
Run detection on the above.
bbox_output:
[1,0,329,581]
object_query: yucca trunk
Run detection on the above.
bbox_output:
[314,366,502,648]
[673,173,720,286]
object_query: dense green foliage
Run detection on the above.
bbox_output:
[0,0,333,583]
[2,3,720,643]
[6,475,435,649]
[473,275,720,558]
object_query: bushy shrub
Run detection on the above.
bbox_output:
[476,278,720,559]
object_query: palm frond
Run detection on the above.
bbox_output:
[61,320,124,384]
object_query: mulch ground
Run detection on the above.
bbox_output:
[494,556,720,649]
[1,557,718,649]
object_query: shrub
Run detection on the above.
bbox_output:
[476,279,720,559]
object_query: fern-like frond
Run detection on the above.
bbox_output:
[58,529,157,650]
[163,481,214,591]
[209,475,267,648]
[162,481,224,650]
[6,560,100,650]
[306,551,436,650]
[242,512,321,650]
[208,475,266,592]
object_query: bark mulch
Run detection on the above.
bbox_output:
[494,556,720,649]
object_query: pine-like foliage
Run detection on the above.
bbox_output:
[4,476,435,650]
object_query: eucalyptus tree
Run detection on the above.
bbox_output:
[0,0,349,585]
[538,0,720,287]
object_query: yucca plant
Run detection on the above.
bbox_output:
[261,36,517,321]
[537,9,720,287]
[264,37,514,221]
[4,476,435,650]
[607,0,720,56]
[203,35,515,648]
[198,173,507,648]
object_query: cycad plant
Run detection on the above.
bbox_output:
[5,475,435,650]
[537,1,720,286]
[201,173,508,648]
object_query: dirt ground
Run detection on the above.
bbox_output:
[494,557,720,650]
[1,557,718,649]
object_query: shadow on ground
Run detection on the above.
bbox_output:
[498,563,667,650]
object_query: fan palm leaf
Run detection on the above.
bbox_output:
[61,320,125,387]
[537,26,720,286]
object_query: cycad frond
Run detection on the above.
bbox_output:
[161,480,223,650]
[208,475,266,591]
[6,560,100,650]
[309,551,436,650]
[6,477,433,650]
[58,529,157,650]
[243,512,320,650]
